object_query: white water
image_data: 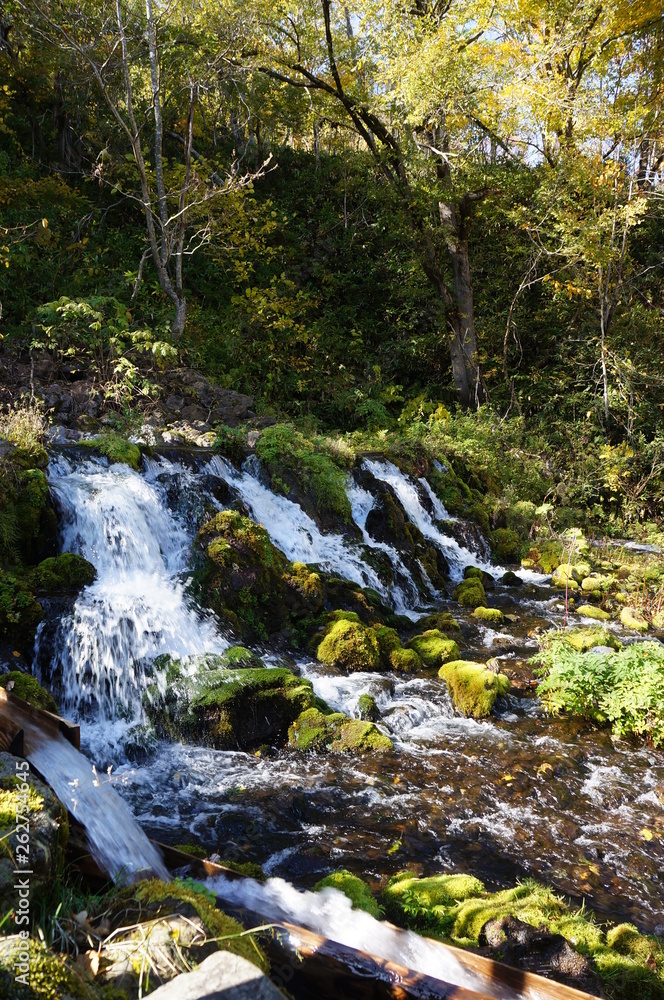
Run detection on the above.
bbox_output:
[42,455,226,719]
[206,875,515,999]
[24,721,169,883]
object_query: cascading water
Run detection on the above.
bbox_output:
[40,454,226,719]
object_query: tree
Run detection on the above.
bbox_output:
[16,0,270,338]
[252,0,490,406]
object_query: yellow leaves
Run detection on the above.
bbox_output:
[537,761,554,776]
[641,828,654,842]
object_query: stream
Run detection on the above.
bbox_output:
[33,451,664,936]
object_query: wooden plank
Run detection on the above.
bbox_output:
[0,687,80,750]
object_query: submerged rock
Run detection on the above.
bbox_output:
[438,660,510,717]
[357,692,380,721]
[288,707,393,753]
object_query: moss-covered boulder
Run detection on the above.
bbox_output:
[99,878,268,994]
[438,660,510,717]
[453,578,487,608]
[0,672,58,713]
[581,573,615,593]
[0,753,68,920]
[620,606,648,632]
[416,611,461,632]
[407,629,459,668]
[315,870,381,918]
[28,553,97,594]
[144,655,318,750]
[563,627,622,653]
[551,565,579,589]
[81,431,142,469]
[317,618,381,672]
[0,572,43,655]
[375,626,422,672]
[577,604,611,622]
[389,647,423,672]
[288,707,393,753]
[357,692,380,721]
[472,606,504,625]
[0,935,99,999]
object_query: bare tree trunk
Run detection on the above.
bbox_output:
[439,197,483,406]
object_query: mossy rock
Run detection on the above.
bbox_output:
[472,606,504,625]
[390,647,423,672]
[28,553,97,594]
[0,936,97,999]
[463,566,484,580]
[438,660,510,717]
[551,565,579,589]
[315,869,381,918]
[81,432,142,470]
[577,605,611,622]
[0,672,58,713]
[317,618,381,672]
[620,607,648,632]
[358,692,380,721]
[491,528,522,563]
[218,645,265,668]
[416,611,461,632]
[581,574,615,593]
[0,572,43,654]
[563,628,622,653]
[384,871,485,920]
[288,706,393,753]
[407,629,459,668]
[501,571,522,587]
[144,658,317,750]
[653,611,664,630]
[453,578,487,608]
[0,464,56,565]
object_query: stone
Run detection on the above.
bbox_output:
[438,660,510,717]
[502,570,522,587]
[472,606,505,625]
[317,619,381,672]
[144,950,285,1000]
[453,578,487,608]
[620,606,648,632]
[552,565,578,589]
[181,404,208,423]
[165,394,185,411]
[407,629,459,668]
[577,604,611,621]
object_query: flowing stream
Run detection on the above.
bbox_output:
[26,450,664,947]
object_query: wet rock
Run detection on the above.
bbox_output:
[438,660,510,717]
[0,753,68,917]
[358,692,381,721]
[502,570,522,587]
[46,423,83,444]
[407,629,459,668]
[620,606,648,632]
[479,916,603,996]
[317,618,381,672]
[288,707,393,753]
[578,604,611,622]
[453,577,487,608]
[472,606,505,625]
[145,950,285,1000]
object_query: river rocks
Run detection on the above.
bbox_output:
[472,606,505,625]
[28,553,96,594]
[0,753,68,918]
[438,660,510,717]
[145,950,285,1000]
[317,619,381,672]
[144,655,318,750]
[81,432,142,469]
[375,626,423,672]
[620,606,648,632]
[453,577,487,608]
[357,692,380,721]
[501,570,522,587]
[288,707,393,753]
[407,629,459,668]
[416,611,461,632]
[581,573,615,593]
[577,604,611,622]
[563,627,622,653]
[551,565,578,589]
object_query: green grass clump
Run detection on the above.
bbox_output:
[315,870,381,918]
[255,423,351,520]
[0,671,58,713]
[534,635,664,744]
[406,629,459,668]
[438,660,510,717]
[81,432,141,470]
[317,618,381,672]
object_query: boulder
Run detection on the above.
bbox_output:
[407,629,459,668]
[620,606,648,632]
[577,604,611,622]
[453,578,487,608]
[145,950,285,1000]
[438,660,510,717]
[472,606,505,625]
[288,707,393,753]
[317,619,381,672]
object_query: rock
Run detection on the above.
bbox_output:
[145,950,285,1000]
[0,753,68,917]
[314,870,381,917]
[0,936,97,999]
[144,655,319,750]
[472,606,505,625]
[46,424,83,444]
[375,626,422,672]
[552,565,578,589]
[463,566,483,580]
[653,611,664,630]
[208,390,255,428]
[416,611,461,632]
[577,604,611,622]
[588,645,618,656]
[181,404,208,423]
[0,672,58,712]
[581,574,614,592]
[288,707,393,753]
[453,578,487,608]
[438,660,510,717]
[563,628,622,653]
[165,393,185,411]
[620,606,648,632]
[502,570,522,587]
[357,692,380,721]
[39,382,74,417]
[317,619,381,672]
[407,629,459,668]
[80,433,142,470]
[28,553,96,594]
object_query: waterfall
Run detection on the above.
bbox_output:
[40,455,226,720]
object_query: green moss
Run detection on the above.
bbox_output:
[375,625,401,658]
[357,692,380,721]
[452,578,487,608]
[0,572,43,653]
[463,566,484,580]
[0,672,58,713]
[492,527,522,562]
[438,660,510,717]
[390,647,423,672]
[552,565,579,589]
[288,706,393,753]
[563,627,622,652]
[129,878,269,972]
[577,604,611,621]
[416,611,461,632]
[620,606,648,632]
[255,424,351,520]
[581,573,615,593]
[407,629,459,668]
[0,778,45,829]
[29,553,97,594]
[382,873,664,1000]
[317,619,381,672]
[0,936,96,999]
[81,432,142,470]
[219,645,265,668]
[472,606,504,625]
[314,870,381,918]
[285,562,325,603]
[534,634,664,743]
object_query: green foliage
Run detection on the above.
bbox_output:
[534,635,664,744]
[81,433,141,470]
[0,571,43,652]
[0,671,58,713]
[314,870,381,918]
